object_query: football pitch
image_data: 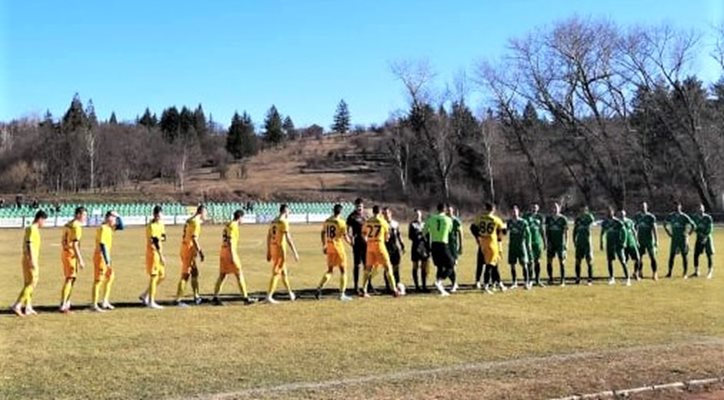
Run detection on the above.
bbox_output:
[1,223,723,399]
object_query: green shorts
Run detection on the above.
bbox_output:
[547,244,566,261]
[508,246,529,265]
[575,242,592,261]
[530,241,543,261]
[606,243,625,262]
[624,245,640,262]
[694,238,714,257]
[639,242,657,257]
[669,239,689,256]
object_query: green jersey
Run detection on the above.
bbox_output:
[573,212,595,247]
[507,217,531,251]
[424,213,452,244]
[448,217,462,254]
[524,212,545,245]
[694,213,713,239]
[622,217,638,248]
[601,217,625,247]
[665,212,695,240]
[634,212,657,246]
[545,215,568,247]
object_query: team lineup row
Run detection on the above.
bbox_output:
[8,199,716,316]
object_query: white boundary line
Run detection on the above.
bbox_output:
[551,376,724,399]
[179,338,724,400]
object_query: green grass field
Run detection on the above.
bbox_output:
[1,223,723,399]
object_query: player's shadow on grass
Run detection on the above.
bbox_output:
[1,276,640,315]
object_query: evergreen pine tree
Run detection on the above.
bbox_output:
[331,99,351,133]
[139,107,157,129]
[263,105,284,144]
[109,112,118,125]
[282,116,297,140]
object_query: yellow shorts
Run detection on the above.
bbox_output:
[180,247,198,275]
[366,247,391,269]
[326,248,347,269]
[270,247,286,273]
[22,259,38,285]
[481,245,501,266]
[93,254,113,281]
[62,253,78,279]
[220,251,241,275]
[146,254,165,278]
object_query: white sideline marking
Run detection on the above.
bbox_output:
[179,338,724,400]
[550,376,724,399]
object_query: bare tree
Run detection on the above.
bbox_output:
[391,60,459,199]
[84,127,97,191]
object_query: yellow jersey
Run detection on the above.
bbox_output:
[146,220,166,257]
[323,216,347,253]
[23,223,41,261]
[94,223,114,256]
[221,221,240,254]
[182,215,202,248]
[268,216,289,250]
[473,213,506,248]
[363,215,390,247]
[62,220,83,256]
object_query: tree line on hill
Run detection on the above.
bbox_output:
[0,17,722,213]
[379,18,724,212]
[0,96,353,194]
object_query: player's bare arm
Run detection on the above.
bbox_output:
[286,232,300,261]
[74,240,85,269]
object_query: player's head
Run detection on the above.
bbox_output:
[152,205,163,220]
[437,203,446,213]
[553,202,561,214]
[675,202,683,213]
[74,206,87,223]
[413,208,422,221]
[233,209,244,221]
[333,204,343,216]
[383,207,392,221]
[607,206,615,217]
[642,201,649,212]
[582,205,589,213]
[698,203,705,213]
[446,205,455,216]
[484,202,494,212]
[34,210,48,227]
[512,204,520,218]
[532,203,540,213]
[280,203,289,216]
[354,198,364,212]
[105,211,118,226]
[619,209,627,218]
[372,205,380,215]
[196,204,207,220]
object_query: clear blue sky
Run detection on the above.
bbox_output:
[1,0,722,128]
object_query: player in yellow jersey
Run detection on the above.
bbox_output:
[91,211,124,312]
[59,207,88,313]
[139,206,167,309]
[315,204,353,301]
[360,205,400,298]
[212,210,255,305]
[175,205,207,306]
[266,204,300,304]
[470,202,506,294]
[11,210,48,317]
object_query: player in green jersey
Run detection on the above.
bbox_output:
[600,207,630,286]
[545,203,569,286]
[620,210,641,281]
[573,206,595,285]
[424,203,456,296]
[634,202,659,280]
[446,205,463,292]
[523,204,546,287]
[692,204,715,279]
[663,202,696,278]
[507,205,533,290]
